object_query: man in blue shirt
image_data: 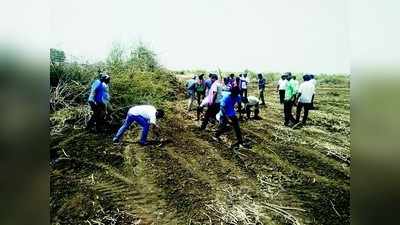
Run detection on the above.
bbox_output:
[214,86,243,147]
[86,74,111,132]
[227,73,235,88]
[186,75,196,111]
[204,73,212,96]
[87,71,102,130]
[258,73,266,105]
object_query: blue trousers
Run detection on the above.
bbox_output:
[114,114,150,144]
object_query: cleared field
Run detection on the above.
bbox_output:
[50,76,350,225]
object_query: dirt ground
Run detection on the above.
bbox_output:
[50,78,350,225]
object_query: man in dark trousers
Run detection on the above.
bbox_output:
[204,73,213,96]
[195,74,206,107]
[241,96,261,120]
[294,75,315,127]
[240,73,249,99]
[283,73,297,127]
[277,75,287,104]
[214,86,244,147]
[258,73,266,105]
[87,74,111,132]
[199,74,222,130]
[113,105,165,145]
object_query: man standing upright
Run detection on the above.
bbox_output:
[258,73,266,105]
[186,75,197,111]
[199,74,222,130]
[204,73,213,96]
[309,74,317,109]
[283,73,297,127]
[294,75,315,126]
[195,74,206,106]
[277,75,287,104]
[87,74,111,132]
[240,73,249,99]
[228,73,235,87]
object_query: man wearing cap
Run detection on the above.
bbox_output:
[87,73,111,132]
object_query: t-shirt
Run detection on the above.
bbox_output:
[242,96,259,108]
[284,79,297,101]
[278,79,287,90]
[258,78,266,90]
[298,81,316,103]
[203,81,223,106]
[195,80,205,92]
[128,105,157,124]
[220,94,241,117]
[240,77,249,89]
[88,79,101,102]
[187,79,196,96]
[187,79,196,91]
[247,96,259,106]
[204,79,212,90]
[94,82,110,105]
[228,78,235,87]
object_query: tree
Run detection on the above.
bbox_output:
[106,43,126,75]
[50,48,66,64]
[127,43,159,72]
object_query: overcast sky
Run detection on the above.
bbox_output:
[51,0,350,74]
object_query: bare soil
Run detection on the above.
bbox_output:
[50,80,350,225]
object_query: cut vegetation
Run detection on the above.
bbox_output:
[50,46,350,225]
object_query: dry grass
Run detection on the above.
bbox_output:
[205,184,303,225]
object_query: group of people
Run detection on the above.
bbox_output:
[86,69,317,148]
[276,72,317,127]
[186,72,268,148]
[86,71,165,146]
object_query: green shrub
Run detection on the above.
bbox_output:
[50,62,101,87]
[317,74,350,86]
[50,43,180,133]
[110,69,178,108]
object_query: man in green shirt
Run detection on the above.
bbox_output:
[283,72,297,126]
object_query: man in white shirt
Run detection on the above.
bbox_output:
[240,73,249,99]
[294,75,315,126]
[113,105,165,145]
[277,75,287,104]
[309,74,317,109]
[241,96,261,120]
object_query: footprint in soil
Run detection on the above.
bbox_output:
[121,139,173,148]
